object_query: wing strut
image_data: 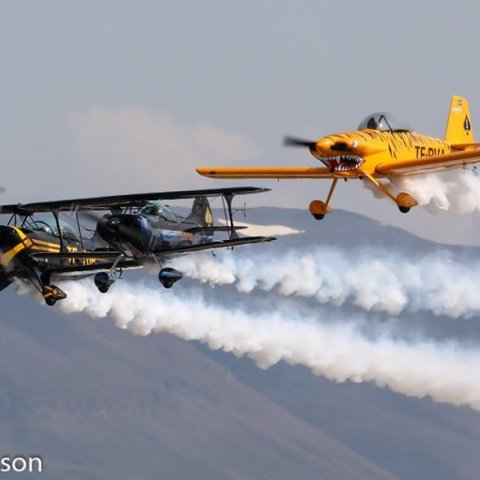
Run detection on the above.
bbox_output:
[74,210,85,250]
[224,193,238,240]
[51,209,65,252]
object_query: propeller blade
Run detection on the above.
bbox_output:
[79,211,105,223]
[283,136,317,149]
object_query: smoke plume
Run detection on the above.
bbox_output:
[53,279,480,411]
[363,169,480,214]
[170,247,480,318]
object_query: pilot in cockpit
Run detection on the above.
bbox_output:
[358,112,411,132]
[141,201,177,223]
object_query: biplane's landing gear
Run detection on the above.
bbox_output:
[363,173,417,214]
[309,178,338,220]
[95,254,125,293]
[158,268,183,289]
[40,272,51,285]
[94,272,114,293]
[42,284,67,306]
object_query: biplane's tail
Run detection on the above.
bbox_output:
[445,96,475,144]
[186,197,214,227]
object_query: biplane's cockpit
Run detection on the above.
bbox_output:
[30,219,80,242]
[141,201,178,223]
[357,112,411,132]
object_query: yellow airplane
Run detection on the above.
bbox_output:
[197,96,480,219]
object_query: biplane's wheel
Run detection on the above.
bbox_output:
[158,268,183,288]
[42,284,66,306]
[162,280,174,289]
[312,213,325,220]
[45,297,56,306]
[398,206,411,213]
[94,272,112,293]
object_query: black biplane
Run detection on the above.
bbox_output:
[0,187,274,305]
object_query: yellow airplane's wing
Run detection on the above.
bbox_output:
[196,166,335,179]
[451,142,480,150]
[375,148,480,176]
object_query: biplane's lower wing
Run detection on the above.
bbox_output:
[30,251,124,260]
[196,166,334,179]
[376,148,480,176]
[47,260,140,275]
[156,235,275,255]
[31,236,275,264]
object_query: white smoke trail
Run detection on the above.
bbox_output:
[363,169,480,214]
[216,219,304,237]
[55,279,480,411]
[169,248,480,318]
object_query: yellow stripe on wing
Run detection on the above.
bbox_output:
[30,239,61,250]
[30,245,61,253]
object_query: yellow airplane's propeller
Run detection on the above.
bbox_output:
[283,136,317,149]
[285,135,384,158]
[284,135,354,155]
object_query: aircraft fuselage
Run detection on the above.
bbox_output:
[310,130,452,176]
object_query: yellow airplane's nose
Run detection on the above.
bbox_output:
[314,137,335,155]
[315,136,357,155]
[314,135,384,157]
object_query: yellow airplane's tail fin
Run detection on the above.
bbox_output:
[444,96,474,144]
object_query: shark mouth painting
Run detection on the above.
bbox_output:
[319,155,364,172]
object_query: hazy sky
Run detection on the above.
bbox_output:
[2,1,480,244]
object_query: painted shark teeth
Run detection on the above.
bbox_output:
[320,155,364,172]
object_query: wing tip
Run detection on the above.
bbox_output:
[196,167,218,177]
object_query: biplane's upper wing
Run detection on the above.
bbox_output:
[0,186,269,215]
[196,166,335,179]
[375,147,480,176]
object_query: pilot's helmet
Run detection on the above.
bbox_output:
[60,224,77,240]
[34,222,55,235]
[366,117,379,129]
[143,202,160,215]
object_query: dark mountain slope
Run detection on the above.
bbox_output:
[0,289,397,480]
[0,207,479,479]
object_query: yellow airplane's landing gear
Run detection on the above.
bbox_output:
[42,284,67,306]
[309,178,338,220]
[363,173,418,214]
[309,200,331,220]
[395,192,418,213]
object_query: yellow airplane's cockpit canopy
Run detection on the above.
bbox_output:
[357,112,411,132]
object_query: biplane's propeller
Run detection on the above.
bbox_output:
[81,211,138,241]
[283,136,317,149]
[79,211,109,228]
